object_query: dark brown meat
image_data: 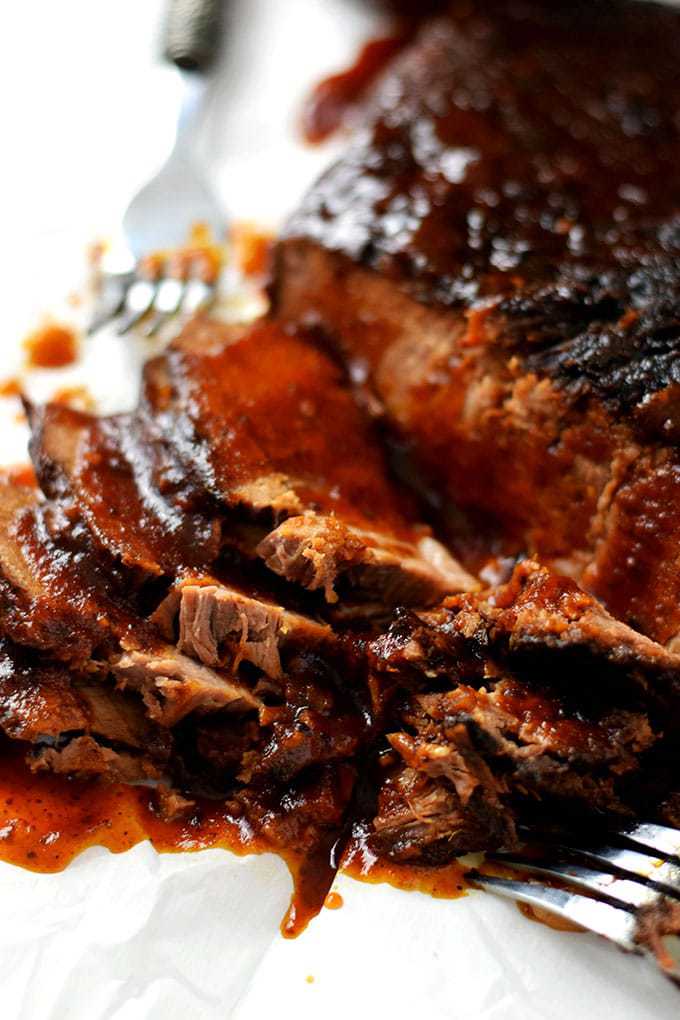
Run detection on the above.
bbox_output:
[152,318,474,607]
[0,484,142,663]
[0,640,169,783]
[366,562,680,861]
[273,0,680,644]
[28,401,220,577]
[29,320,472,609]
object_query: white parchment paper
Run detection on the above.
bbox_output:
[1,2,679,1016]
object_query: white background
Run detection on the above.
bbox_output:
[0,2,679,1017]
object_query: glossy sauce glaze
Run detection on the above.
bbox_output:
[288,0,680,413]
[0,746,467,935]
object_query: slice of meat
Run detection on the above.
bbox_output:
[151,578,334,678]
[0,484,140,663]
[0,640,91,743]
[28,401,220,577]
[371,757,514,863]
[32,737,161,784]
[29,319,475,609]
[273,0,680,643]
[257,511,476,606]
[0,640,168,783]
[112,644,262,727]
[162,318,422,535]
[144,317,476,606]
[372,678,653,862]
[423,561,680,720]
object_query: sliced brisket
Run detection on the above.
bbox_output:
[0,640,169,783]
[365,562,680,861]
[151,577,334,678]
[0,483,142,663]
[28,401,220,577]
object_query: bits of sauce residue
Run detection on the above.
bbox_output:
[517,901,584,933]
[51,385,95,411]
[23,322,79,369]
[0,378,21,399]
[0,465,37,488]
[300,34,410,144]
[138,222,225,287]
[324,890,344,910]
[230,222,273,278]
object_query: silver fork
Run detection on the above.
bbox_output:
[468,822,680,984]
[89,0,227,338]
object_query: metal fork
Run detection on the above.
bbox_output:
[89,0,227,338]
[468,822,680,984]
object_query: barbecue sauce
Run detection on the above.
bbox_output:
[24,323,78,369]
[0,747,467,935]
[301,34,410,144]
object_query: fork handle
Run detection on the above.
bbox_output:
[162,0,223,73]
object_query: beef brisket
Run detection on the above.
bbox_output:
[365,562,680,862]
[0,640,169,783]
[256,511,475,606]
[112,643,262,727]
[2,0,680,926]
[29,321,472,609]
[151,578,334,678]
[0,483,142,663]
[28,401,221,577]
[273,0,680,643]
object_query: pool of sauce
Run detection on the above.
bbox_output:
[0,749,468,936]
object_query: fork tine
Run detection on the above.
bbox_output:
[618,823,680,861]
[116,277,159,335]
[557,843,680,900]
[87,273,133,335]
[144,276,187,337]
[182,276,215,317]
[490,855,659,909]
[468,870,640,950]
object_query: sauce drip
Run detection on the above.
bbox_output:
[324,890,344,910]
[0,748,468,935]
[301,34,410,144]
[24,323,79,370]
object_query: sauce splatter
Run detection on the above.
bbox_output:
[138,222,225,287]
[24,322,79,370]
[0,378,21,399]
[324,890,344,910]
